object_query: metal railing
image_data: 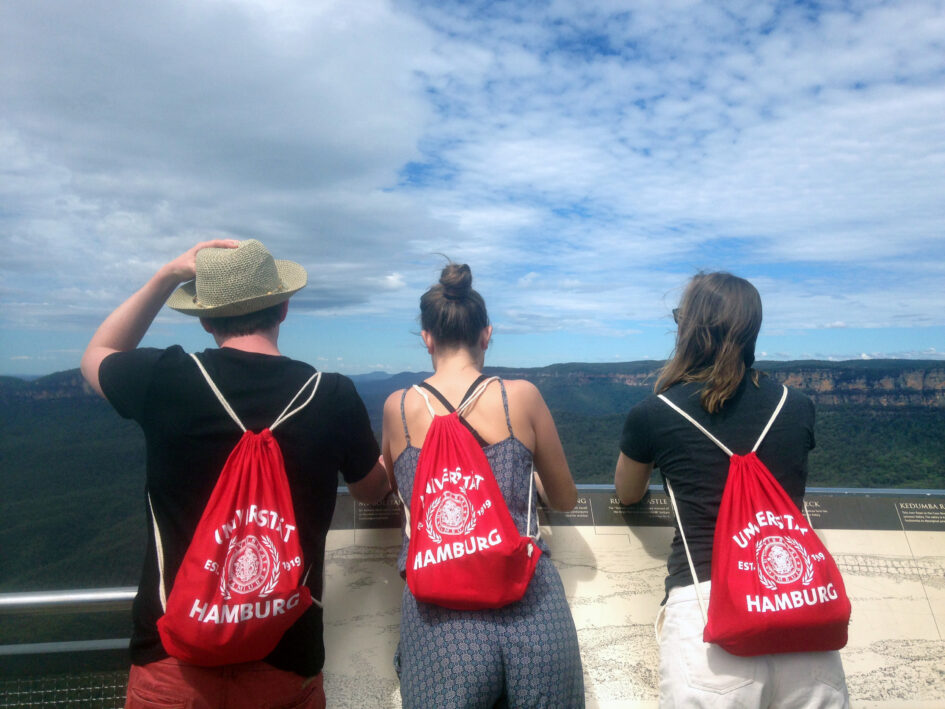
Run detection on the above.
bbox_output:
[0,588,136,618]
[0,588,136,707]
[0,673,128,709]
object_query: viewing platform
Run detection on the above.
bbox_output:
[2,486,944,708]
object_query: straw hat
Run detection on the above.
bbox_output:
[166,239,307,317]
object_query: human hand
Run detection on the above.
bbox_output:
[163,239,240,282]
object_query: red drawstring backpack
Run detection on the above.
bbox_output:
[663,385,851,656]
[402,376,541,610]
[152,353,320,665]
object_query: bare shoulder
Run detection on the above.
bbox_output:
[384,386,430,418]
[384,388,405,406]
[500,377,540,397]
[499,378,543,407]
[382,388,407,418]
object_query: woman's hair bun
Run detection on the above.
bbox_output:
[439,263,473,300]
[420,259,488,347]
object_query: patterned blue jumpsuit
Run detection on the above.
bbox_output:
[393,381,585,708]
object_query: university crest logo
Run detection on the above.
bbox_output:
[220,534,280,599]
[424,489,477,544]
[755,535,813,591]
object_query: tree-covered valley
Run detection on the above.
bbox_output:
[2,360,943,598]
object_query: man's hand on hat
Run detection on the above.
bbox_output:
[164,239,240,283]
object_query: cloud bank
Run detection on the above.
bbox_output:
[2,0,943,372]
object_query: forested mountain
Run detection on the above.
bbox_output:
[1,360,943,595]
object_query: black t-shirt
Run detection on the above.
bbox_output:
[620,375,815,598]
[100,345,379,676]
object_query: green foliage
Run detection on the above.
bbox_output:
[808,406,945,489]
[551,412,627,484]
[1,363,942,601]
[0,399,146,592]
[550,405,945,488]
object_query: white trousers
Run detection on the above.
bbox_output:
[658,581,850,709]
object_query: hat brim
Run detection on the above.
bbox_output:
[166,260,307,317]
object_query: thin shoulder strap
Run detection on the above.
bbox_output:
[398,383,455,540]
[416,381,457,412]
[416,374,490,414]
[456,375,500,415]
[456,377,534,537]
[656,385,789,456]
[460,374,491,407]
[412,376,500,419]
[457,376,502,446]
[499,380,514,437]
[457,377,514,436]
[412,380,494,446]
[190,353,246,431]
[400,388,412,446]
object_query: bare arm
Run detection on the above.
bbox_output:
[80,239,238,397]
[347,458,392,504]
[521,381,578,511]
[381,390,405,495]
[614,452,653,505]
[345,390,407,507]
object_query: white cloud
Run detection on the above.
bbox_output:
[1,0,943,373]
[1,0,439,326]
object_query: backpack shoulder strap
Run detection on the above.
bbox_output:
[664,478,707,627]
[148,492,169,613]
[751,385,789,452]
[454,375,509,434]
[269,371,321,432]
[416,374,489,413]
[660,384,792,630]
[411,385,438,419]
[460,374,491,407]
[416,381,456,412]
[656,393,733,456]
[657,385,790,456]
[456,375,500,416]
[190,354,322,433]
[411,379,494,447]
[190,353,246,432]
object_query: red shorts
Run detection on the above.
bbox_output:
[125,658,326,709]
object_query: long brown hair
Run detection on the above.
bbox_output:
[656,271,762,413]
[420,262,489,348]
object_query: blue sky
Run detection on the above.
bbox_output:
[1,0,943,376]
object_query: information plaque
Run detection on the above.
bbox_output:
[354,496,404,529]
[896,499,945,531]
[334,489,945,533]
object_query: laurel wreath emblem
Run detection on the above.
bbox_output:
[259,535,281,598]
[755,535,813,591]
[792,537,815,586]
[219,534,280,599]
[220,535,240,600]
[424,489,478,544]
[425,497,443,544]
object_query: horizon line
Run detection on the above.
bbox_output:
[5,355,945,381]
